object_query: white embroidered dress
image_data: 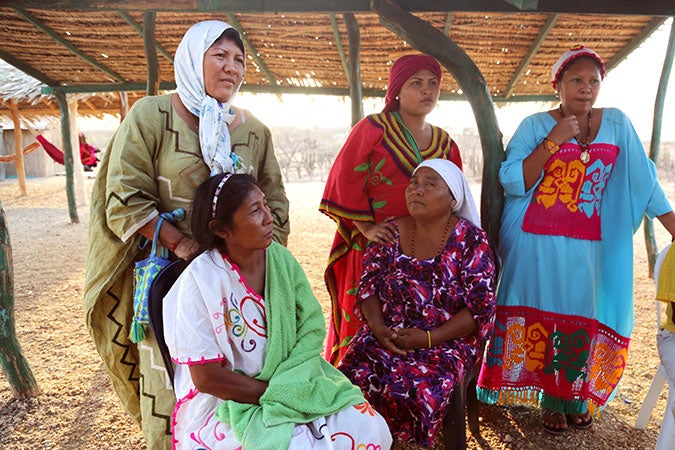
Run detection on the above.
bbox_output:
[164,249,392,450]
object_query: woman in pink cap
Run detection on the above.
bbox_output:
[320,54,463,365]
[477,45,675,434]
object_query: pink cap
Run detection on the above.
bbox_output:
[551,45,606,88]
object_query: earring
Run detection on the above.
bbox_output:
[395,96,399,100]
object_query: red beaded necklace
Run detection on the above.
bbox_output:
[559,104,592,164]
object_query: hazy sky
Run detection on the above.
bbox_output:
[235,19,675,143]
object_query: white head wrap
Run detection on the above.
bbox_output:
[174,20,245,175]
[413,159,481,227]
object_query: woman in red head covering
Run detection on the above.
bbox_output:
[320,54,463,365]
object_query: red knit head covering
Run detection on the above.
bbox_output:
[383,54,442,113]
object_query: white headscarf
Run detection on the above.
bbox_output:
[174,20,245,175]
[413,159,481,227]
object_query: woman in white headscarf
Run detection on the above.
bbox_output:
[84,20,288,449]
[337,158,497,448]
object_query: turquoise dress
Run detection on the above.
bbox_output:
[477,108,672,414]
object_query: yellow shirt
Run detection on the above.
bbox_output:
[656,243,675,333]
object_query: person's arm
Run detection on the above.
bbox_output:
[189,363,268,405]
[522,112,578,190]
[657,210,675,241]
[353,217,397,245]
[137,218,198,260]
[360,295,406,356]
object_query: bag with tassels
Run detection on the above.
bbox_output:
[129,208,185,343]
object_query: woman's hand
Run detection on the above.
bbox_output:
[371,324,407,356]
[548,111,580,145]
[354,217,397,245]
[392,327,429,351]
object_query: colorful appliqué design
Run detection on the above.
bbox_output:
[479,305,629,411]
[522,143,619,240]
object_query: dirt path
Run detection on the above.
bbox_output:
[0,175,671,449]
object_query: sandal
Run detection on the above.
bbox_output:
[541,409,568,434]
[566,412,593,429]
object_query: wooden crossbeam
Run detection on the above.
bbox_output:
[13,7,127,82]
[225,13,278,86]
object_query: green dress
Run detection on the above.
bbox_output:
[83,94,289,449]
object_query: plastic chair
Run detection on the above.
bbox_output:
[147,258,187,389]
[441,355,481,450]
[634,247,671,431]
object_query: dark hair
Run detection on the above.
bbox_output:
[191,172,260,255]
[558,55,604,83]
[213,28,245,57]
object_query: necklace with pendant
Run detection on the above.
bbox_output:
[410,216,453,259]
[559,104,592,164]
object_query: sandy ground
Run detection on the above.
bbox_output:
[0,174,673,450]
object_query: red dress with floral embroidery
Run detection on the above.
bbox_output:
[337,220,496,446]
[320,112,462,365]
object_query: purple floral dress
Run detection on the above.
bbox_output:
[337,219,497,446]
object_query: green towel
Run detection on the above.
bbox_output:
[215,242,365,449]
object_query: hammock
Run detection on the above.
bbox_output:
[36,135,64,165]
[35,135,99,167]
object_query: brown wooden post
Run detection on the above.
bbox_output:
[371,0,505,245]
[54,90,79,224]
[344,13,364,127]
[8,102,27,196]
[119,91,129,122]
[644,19,675,277]
[0,200,40,399]
[143,11,159,96]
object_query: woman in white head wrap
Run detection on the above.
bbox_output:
[338,158,497,447]
[84,20,289,449]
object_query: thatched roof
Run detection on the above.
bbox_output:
[0,1,671,119]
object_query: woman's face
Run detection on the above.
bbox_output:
[220,186,274,252]
[405,167,455,220]
[203,37,245,102]
[397,69,440,117]
[555,57,602,115]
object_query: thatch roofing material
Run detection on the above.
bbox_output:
[0,6,665,118]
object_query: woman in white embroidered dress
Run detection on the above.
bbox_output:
[163,173,392,449]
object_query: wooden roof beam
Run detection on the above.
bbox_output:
[443,13,454,36]
[605,17,667,72]
[503,13,558,99]
[328,13,351,84]
[39,80,558,102]
[225,13,278,86]
[502,0,538,10]
[118,10,174,63]
[4,1,675,15]
[12,7,127,83]
[0,49,58,86]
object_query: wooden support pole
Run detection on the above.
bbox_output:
[644,19,675,277]
[0,200,41,399]
[8,102,27,196]
[118,91,129,122]
[67,96,88,206]
[371,0,504,244]
[143,11,159,96]
[344,13,363,126]
[54,90,79,224]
